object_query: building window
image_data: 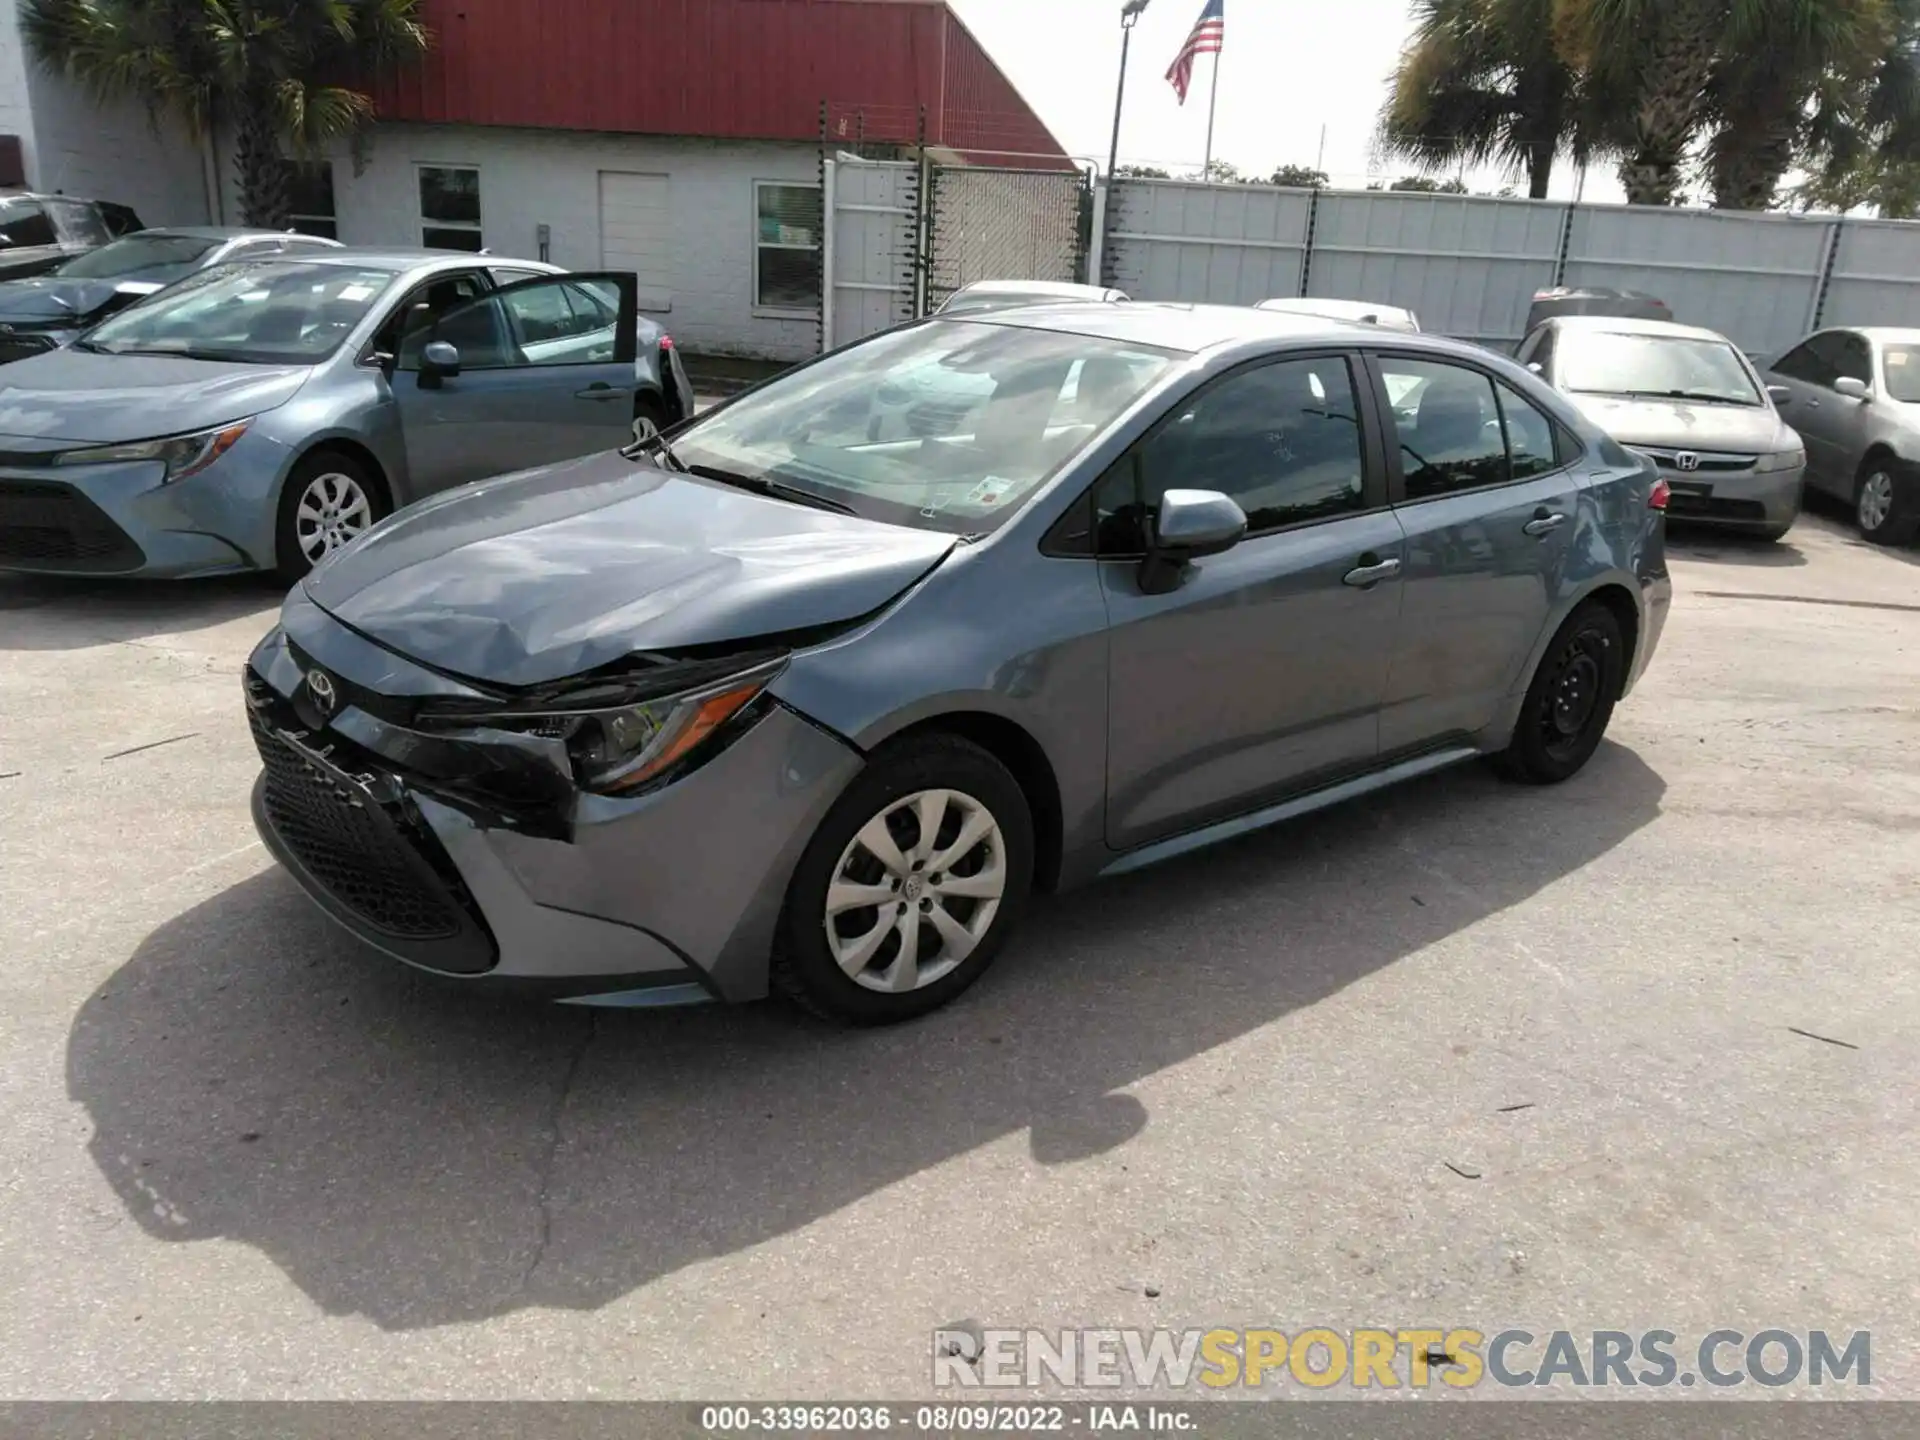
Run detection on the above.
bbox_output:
[754,181,821,311]
[419,165,482,252]
[288,161,338,239]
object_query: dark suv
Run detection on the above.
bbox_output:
[0,193,142,282]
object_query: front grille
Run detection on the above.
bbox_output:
[247,675,496,972]
[1633,448,1757,475]
[0,333,57,366]
[0,478,145,572]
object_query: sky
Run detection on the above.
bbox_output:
[947,0,1628,203]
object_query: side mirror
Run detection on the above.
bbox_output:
[1766,383,1792,406]
[1835,376,1871,401]
[417,339,461,389]
[1139,488,1247,595]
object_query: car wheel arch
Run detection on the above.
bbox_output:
[286,438,394,513]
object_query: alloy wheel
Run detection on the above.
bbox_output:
[1859,472,1895,534]
[823,788,1006,994]
[294,471,375,562]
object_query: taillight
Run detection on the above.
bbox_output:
[658,334,674,351]
[1649,478,1671,511]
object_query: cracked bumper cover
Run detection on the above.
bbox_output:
[246,615,865,1004]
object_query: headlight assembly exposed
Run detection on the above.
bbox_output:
[425,656,787,796]
[56,419,252,483]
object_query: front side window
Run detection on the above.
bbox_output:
[1881,343,1920,403]
[419,166,482,252]
[670,320,1175,535]
[81,262,398,364]
[1379,357,1509,499]
[55,233,219,281]
[0,199,56,249]
[1558,330,1762,405]
[494,278,620,364]
[754,182,821,310]
[1092,356,1368,554]
[1772,339,1832,386]
[1834,332,1872,386]
[290,161,338,239]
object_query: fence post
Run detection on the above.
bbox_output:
[1809,216,1845,332]
[820,157,837,354]
[1298,187,1321,297]
[1088,177,1110,288]
[1552,202,1577,288]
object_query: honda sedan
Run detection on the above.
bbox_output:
[245,303,1670,1024]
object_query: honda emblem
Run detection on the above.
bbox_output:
[1674,452,1701,472]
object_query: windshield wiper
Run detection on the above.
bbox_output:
[622,427,689,470]
[689,464,858,515]
[1626,389,1756,406]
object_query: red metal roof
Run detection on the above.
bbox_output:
[374,0,1069,162]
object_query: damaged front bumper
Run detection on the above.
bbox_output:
[244,594,865,1005]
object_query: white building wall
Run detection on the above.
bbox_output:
[1,0,211,223]
[241,122,825,361]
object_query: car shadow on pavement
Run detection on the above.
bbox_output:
[0,573,284,651]
[1664,526,1809,567]
[69,742,1664,1331]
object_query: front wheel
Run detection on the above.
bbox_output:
[274,450,388,581]
[1855,462,1920,546]
[773,734,1034,1025]
[1492,601,1626,786]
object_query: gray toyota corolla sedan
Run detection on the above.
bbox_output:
[245,303,1671,1024]
[0,250,692,579]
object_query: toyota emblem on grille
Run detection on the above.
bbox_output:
[1674,451,1702,472]
[306,669,338,717]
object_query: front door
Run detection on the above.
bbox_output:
[1367,353,1584,753]
[392,272,640,495]
[1768,331,1856,495]
[1099,352,1407,850]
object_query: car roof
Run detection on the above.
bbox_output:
[1258,297,1414,319]
[235,248,557,274]
[1835,326,1920,344]
[1543,315,1732,344]
[957,300,1460,356]
[127,225,329,242]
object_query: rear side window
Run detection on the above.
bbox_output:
[0,199,56,249]
[1379,357,1508,499]
[1496,381,1562,479]
[45,198,110,247]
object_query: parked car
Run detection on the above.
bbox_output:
[0,227,343,366]
[936,280,1129,316]
[1525,286,1672,333]
[1517,316,1804,540]
[244,303,1670,1024]
[0,192,142,282]
[1762,326,1920,545]
[1256,297,1422,332]
[0,249,695,580]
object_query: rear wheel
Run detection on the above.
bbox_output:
[773,734,1033,1025]
[274,450,388,581]
[1493,601,1626,786]
[1855,460,1920,546]
[633,392,667,442]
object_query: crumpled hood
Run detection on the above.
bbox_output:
[0,348,311,443]
[1568,393,1794,454]
[0,276,140,328]
[303,450,958,689]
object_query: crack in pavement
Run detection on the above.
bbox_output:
[519,1011,598,1298]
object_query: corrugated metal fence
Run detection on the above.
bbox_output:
[1096,178,1920,357]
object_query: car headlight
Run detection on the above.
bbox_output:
[1756,447,1805,473]
[55,419,252,483]
[423,655,785,796]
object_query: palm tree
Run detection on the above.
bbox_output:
[1382,0,1606,200]
[1554,0,1731,205]
[21,0,428,228]
[1796,0,1920,211]
[1704,0,1896,209]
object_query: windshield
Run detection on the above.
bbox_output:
[80,261,397,363]
[669,319,1176,534]
[55,233,217,281]
[1561,331,1761,405]
[1882,344,1920,403]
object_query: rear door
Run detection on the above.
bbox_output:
[1368,351,1584,755]
[1097,350,1408,850]
[391,271,639,493]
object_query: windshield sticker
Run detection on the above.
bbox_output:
[337,284,375,301]
[966,476,1017,508]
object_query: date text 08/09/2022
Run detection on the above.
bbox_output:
[699,1404,1192,1433]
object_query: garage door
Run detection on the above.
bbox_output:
[598,171,673,311]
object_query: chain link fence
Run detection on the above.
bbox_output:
[926,166,1092,312]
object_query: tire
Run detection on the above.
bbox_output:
[772,733,1034,1025]
[1492,601,1627,786]
[634,392,667,441]
[274,449,389,582]
[1854,459,1920,546]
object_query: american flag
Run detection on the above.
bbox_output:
[1166,0,1224,105]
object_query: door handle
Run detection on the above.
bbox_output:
[1808,398,1822,409]
[574,382,626,401]
[1523,510,1568,537]
[1342,555,1402,588]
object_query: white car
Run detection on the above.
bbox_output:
[937,280,1129,316]
[1256,297,1422,332]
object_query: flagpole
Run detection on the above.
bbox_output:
[1202,45,1221,174]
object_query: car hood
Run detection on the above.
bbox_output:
[0,276,141,327]
[1566,393,1791,452]
[303,451,959,689]
[0,348,311,443]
